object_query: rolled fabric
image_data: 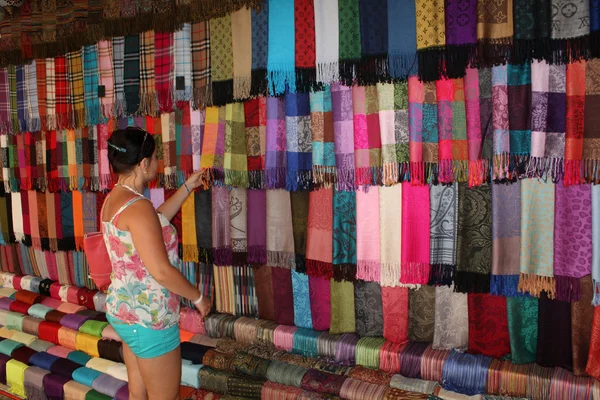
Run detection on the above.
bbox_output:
[300,369,347,396]
[28,304,53,319]
[11,331,37,347]
[45,310,68,323]
[0,309,10,325]
[73,367,103,387]
[77,310,102,319]
[0,327,14,339]
[22,316,43,336]
[42,373,70,399]
[0,339,24,356]
[274,325,298,351]
[67,351,93,366]
[91,373,126,397]
[339,378,387,400]
[86,357,118,373]
[77,289,99,311]
[292,329,322,358]
[100,325,121,342]
[383,388,433,399]
[29,340,54,353]
[266,360,309,387]
[85,389,112,400]
[202,350,236,372]
[20,276,35,292]
[9,300,31,315]
[76,333,101,357]
[38,321,62,344]
[262,381,305,400]
[67,287,82,305]
[181,342,211,365]
[390,375,438,394]
[441,350,492,396]
[0,354,9,384]
[92,293,106,313]
[29,277,44,294]
[58,285,72,303]
[12,277,22,291]
[348,366,392,385]
[49,283,62,300]
[7,359,28,397]
[97,340,123,363]
[50,358,81,379]
[548,367,593,400]
[420,346,450,383]
[15,290,42,305]
[30,352,60,370]
[24,366,49,400]
[58,327,79,350]
[0,288,17,298]
[180,307,206,334]
[0,297,14,311]
[0,273,15,288]
[6,311,25,331]
[106,363,128,382]
[61,314,91,331]
[198,367,231,395]
[379,341,406,374]
[38,279,54,297]
[227,374,267,398]
[41,298,63,310]
[63,381,91,400]
[234,352,270,378]
[114,385,129,400]
[79,321,109,338]
[57,302,87,314]
[181,360,203,388]
[47,345,74,359]
[11,346,37,365]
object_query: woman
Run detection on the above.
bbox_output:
[102,127,211,400]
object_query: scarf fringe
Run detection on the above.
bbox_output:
[84,103,102,126]
[492,153,529,182]
[100,173,113,190]
[266,250,295,269]
[336,167,356,192]
[518,273,555,298]
[339,59,359,87]
[193,84,212,110]
[356,55,389,86]
[190,0,265,21]
[417,47,446,82]
[247,245,267,265]
[248,170,264,190]
[316,62,340,86]
[583,158,600,184]
[444,44,477,79]
[428,264,455,287]
[526,156,565,183]
[549,35,590,64]
[380,262,401,287]
[24,384,46,400]
[49,238,58,252]
[294,253,306,273]
[333,264,356,282]
[593,279,600,306]
[400,262,430,285]
[312,165,337,189]
[453,271,491,294]
[306,259,334,279]
[296,67,319,93]
[554,275,582,302]
[224,169,249,189]
[232,251,247,266]
[57,238,76,252]
[211,79,234,107]
[477,38,513,68]
[382,162,399,186]
[138,92,159,117]
[35,177,47,192]
[267,65,296,96]
[490,274,521,297]
[286,169,313,192]
[213,247,233,266]
[355,166,383,187]
[233,75,251,100]
[27,116,41,133]
[265,167,287,189]
[410,162,438,185]
[564,159,583,186]
[511,38,553,65]
[388,52,418,81]
[356,259,380,282]
[114,96,127,118]
[198,168,214,190]
[250,69,268,97]
[100,102,115,119]
[182,244,199,263]
[468,159,489,187]
[90,176,100,192]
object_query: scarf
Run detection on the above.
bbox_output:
[292,270,313,328]
[35,60,47,132]
[182,194,198,262]
[251,4,269,97]
[97,41,115,119]
[266,96,287,189]
[291,191,309,273]
[245,97,266,189]
[381,286,408,344]
[160,112,176,185]
[491,65,511,181]
[433,285,468,350]
[476,0,513,66]
[429,184,457,286]
[338,0,361,85]
[378,185,401,287]
[408,286,435,342]
[198,107,219,187]
[224,103,248,187]
[537,293,573,369]
[112,37,126,118]
[212,186,232,266]
[175,24,193,105]
[387,0,417,80]
[550,0,590,62]
[377,83,404,185]
[409,78,438,184]
[332,189,356,281]
[191,22,211,109]
[272,267,295,325]
[512,0,551,63]
[311,0,339,86]
[138,31,157,116]
[310,86,336,188]
[353,85,382,186]
[354,280,384,337]
[266,189,295,269]
[285,92,313,191]
[330,280,356,334]
[401,183,430,285]
[247,189,267,265]
[268,2,300,90]
[594,185,600,306]
[255,267,274,323]
[439,78,469,183]
[506,296,538,364]
[25,62,41,133]
[309,275,331,331]
[230,188,248,266]
[306,188,333,278]
[194,189,212,264]
[455,183,492,293]
[356,187,380,282]
[584,59,600,183]
[528,60,566,181]
[8,66,19,133]
[587,307,600,380]
[518,179,556,298]
[123,35,140,116]
[16,65,29,133]
[572,276,594,376]
[509,63,532,173]
[553,182,592,302]
[415,0,445,82]
[82,45,102,126]
[490,182,521,296]
[565,61,585,185]
[444,0,477,79]
[0,69,11,134]
[213,265,235,314]
[329,84,357,191]
[467,294,511,358]
[66,50,85,128]
[231,7,252,100]
[356,0,388,85]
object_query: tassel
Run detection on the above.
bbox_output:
[518,273,556,299]
[380,263,401,287]
[333,264,357,282]
[428,264,455,287]
[356,259,380,282]
[266,250,295,269]
[306,259,334,279]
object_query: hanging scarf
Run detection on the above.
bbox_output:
[433,285,468,350]
[310,86,336,188]
[255,266,275,321]
[97,123,111,190]
[377,83,405,185]
[231,7,252,100]
[291,191,309,273]
[565,61,585,185]
[214,265,235,315]
[182,194,198,262]
[265,96,287,189]
[66,50,85,128]
[111,37,126,118]
[212,186,232,266]
[16,65,29,133]
[506,296,538,365]
[401,182,430,285]
[224,103,248,188]
[477,73,496,173]
[309,275,331,331]
[429,184,457,286]
[285,92,313,191]
[244,97,266,189]
[512,0,551,63]
[251,4,269,97]
[537,293,573,369]
[528,60,566,181]
[476,0,513,66]
[292,0,316,92]
[332,189,356,282]
[594,185,600,306]
[306,188,333,278]
[175,24,193,105]
[160,112,176,186]
[272,267,295,325]
[518,179,556,297]
[25,62,41,133]
[353,85,382,186]
[380,286,408,344]
[378,185,401,287]
[356,0,388,85]
[444,0,477,79]
[587,306,600,380]
[194,189,212,264]
[356,187,380,282]
[409,78,437,185]
[266,189,295,269]
[508,63,532,176]
[97,41,115,119]
[553,182,592,302]
[329,84,356,190]
[198,107,219,188]
[191,22,211,109]
[571,276,594,376]
[138,31,157,116]
[491,65,511,181]
[584,59,600,183]
[355,280,384,337]
[387,0,417,80]
[247,189,267,265]
[408,286,435,342]
[415,0,445,82]
[8,66,19,134]
[313,0,338,85]
[439,78,469,183]
[330,280,355,334]
[82,45,102,126]
[0,69,12,134]
[455,183,492,293]
[176,105,193,179]
[338,0,361,85]
[550,0,590,63]
[267,0,296,95]
[467,294,511,358]
[230,188,248,266]
[123,35,140,116]
[292,270,313,329]
[490,182,521,296]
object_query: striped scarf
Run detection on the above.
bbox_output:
[25,62,41,133]
[155,32,174,113]
[16,65,29,133]
[82,45,102,126]
[97,41,115,119]
[66,50,85,128]
[377,82,409,185]
[191,22,211,109]
[8,66,18,134]
[35,60,47,131]
[111,37,126,118]
[139,31,158,116]
[175,24,192,104]
[0,69,11,134]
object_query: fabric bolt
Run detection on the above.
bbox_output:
[381,286,409,344]
[267,0,296,95]
[415,0,445,82]
[300,368,346,395]
[537,292,572,370]
[390,374,438,395]
[441,350,492,396]
[63,381,91,400]
[398,341,428,379]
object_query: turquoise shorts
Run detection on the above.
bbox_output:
[107,315,180,359]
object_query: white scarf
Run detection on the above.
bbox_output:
[314,0,340,84]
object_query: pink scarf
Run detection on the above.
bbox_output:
[309,275,331,331]
[97,41,115,119]
[401,182,430,285]
[356,187,381,282]
[306,187,334,279]
[382,286,409,344]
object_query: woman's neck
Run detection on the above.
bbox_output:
[116,175,144,194]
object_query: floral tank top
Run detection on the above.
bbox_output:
[103,196,180,330]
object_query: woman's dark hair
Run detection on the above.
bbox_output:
[107,127,156,174]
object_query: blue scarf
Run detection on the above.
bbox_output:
[387,0,417,79]
[267,0,296,95]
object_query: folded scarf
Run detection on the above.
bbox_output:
[16,65,29,133]
[338,0,361,85]
[247,189,267,265]
[251,4,269,97]
[123,35,140,116]
[408,286,435,342]
[565,60,586,185]
[175,24,193,106]
[138,31,157,116]
[550,0,590,62]
[353,85,382,186]
[306,188,333,278]
[476,0,513,66]
[0,69,12,134]
[594,185,600,306]
[8,66,19,133]
[267,0,296,95]
[224,103,248,188]
[266,189,295,269]
[378,185,401,287]
[468,293,511,358]
[66,50,85,128]
[330,280,356,334]
[310,86,336,188]
[584,59,600,183]
[314,0,339,85]
[518,179,556,298]
[97,41,116,118]
[512,0,551,63]
[25,61,41,133]
[415,0,445,82]
[265,96,287,189]
[377,83,406,185]
[401,182,430,285]
[455,183,492,293]
[292,270,313,329]
[387,0,417,80]
[537,292,572,369]
[230,188,247,266]
[291,191,309,273]
[356,187,380,282]
[355,280,384,337]
[285,92,313,191]
[212,186,232,266]
[309,275,330,331]
[232,7,252,100]
[429,184,457,286]
[433,285,468,350]
[571,276,594,376]
[444,0,477,79]
[82,45,102,126]
[332,189,356,281]
[190,22,211,109]
[272,267,295,325]
[245,97,267,189]
[381,286,408,344]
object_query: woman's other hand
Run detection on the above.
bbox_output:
[195,296,212,318]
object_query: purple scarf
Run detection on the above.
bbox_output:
[247,189,267,264]
[332,83,356,191]
[265,96,287,189]
[444,0,478,78]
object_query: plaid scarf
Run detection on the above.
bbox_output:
[429,183,458,286]
[97,41,115,119]
[112,37,126,118]
[191,22,212,109]
[88,125,99,191]
[0,69,11,134]
[507,63,532,179]
[415,0,445,82]
[437,78,468,183]
[232,7,252,100]
[353,85,382,186]
[199,107,219,188]
[46,130,58,192]
[195,189,213,264]
[8,66,18,134]
[177,104,193,181]
[401,182,431,285]
[224,103,248,188]
[477,0,513,66]
[175,24,192,105]
[409,78,439,185]
[444,0,477,79]
[311,86,336,188]
[332,188,356,282]
[491,65,510,181]
[285,92,313,191]
[294,0,316,91]
[248,189,266,265]
[123,35,140,116]
[25,62,41,133]
[66,50,85,128]
[512,0,551,63]
[550,0,590,62]
[267,0,296,95]
[565,61,586,185]
[388,0,418,80]
[210,16,234,106]
[97,123,111,190]
[161,111,177,187]
[584,59,600,184]
[245,97,266,189]
[82,45,102,126]
[154,32,174,113]
[251,4,269,97]
[139,31,158,116]
[230,188,248,266]
[16,65,29,133]
[265,96,287,189]
[35,60,47,131]
[338,0,361,85]
[306,187,333,278]
[357,0,388,85]
[314,0,339,85]
[266,189,295,269]
[332,83,356,191]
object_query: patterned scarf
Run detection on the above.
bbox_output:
[387,0,417,80]
[306,188,333,279]
[437,78,468,183]
[267,0,296,95]
[356,187,380,282]
[230,188,248,266]
[455,183,492,294]
[245,97,266,189]
[338,0,361,85]
[177,105,193,182]
[593,185,600,306]
[16,65,29,133]
[584,59,600,183]
[8,66,18,134]
[330,280,355,334]
[0,69,11,134]
[512,0,551,63]
[290,191,309,273]
[354,280,384,337]
[332,189,356,282]
[353,85,382,187]
[175,24,192,105]
[248,189,266,265]
[565,61,586,185]
[413,79,439,184]
[210,15,234,106]
[415,0,445,82]
[212,186,232,266]
[285,92,312,191]
[232,7,252,100]
[294,0,316,92]
[553,182,592,302]
[528,61,566,181]
[160,112,175,186]
[266,189,295,269]
[96,41,114,119]
[467,294,511,358]
[25,62,41,133]
[153,32,173,113]
[224,103,248,188]
[429,184,458,286]
[506,296,538,364]
[401,182,430,285]
[508,63,532,178]
[123,35,140,116]
[265,96,287,189]
[314,0,339,85]
[67,50,85,128]
[138,31,157,116]
[356,0,388,85]
[331,84,356,191]
[199,107,219,188]
[433,285,468,350]
[379,185,401,287]
[82,45,102,126]
[111,37,126,118]
[310,86,336,188]
[550,0,590,62]
[444,0,477,79]
[476,0,513,66]
[377,83,405,185]
[251,4,269,97]
[382,286,409,345]
[408,286,435,342]
[491,65,510,181]
[191,22,211,109]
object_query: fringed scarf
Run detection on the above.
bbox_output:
[565,61,585,185]
[512,0,551,64]
[387,0,417,80]
[292,270,313,329]
[191,22,211,109]
[314,0,339,85]
[265,96,287,189]
[16,65,29,133]
[97,41,115,119]
[138,31,157,116]
[438,78,469,183]
[182,194,198,262]
[331,84,356,191]
[356,0,388,85]
[455,183,492,293]
[199,107,219,188]
[176,104,193,181]
[537,292,573,369]
[175,24,193,105]
[67,50,85,128]
[285,92,313,191]
[266,189,295,269]
[354,280,384,337]
[267,0,296,95]
[518,179,556,298]
[584,59,600,183]
[97,123,111,190]
[415,0,445,82]
[377,83,407,185]
[245,97,266,189]
[356,187,380,283]
[306,188,333,279]
[506,296,538,364]
[272,267,295,325]
[433,285,468,350]
[212,186,232,266]
[290,191,309,273]
[230,188,248,266]
[111,37,126,118]
[593,185,600,306]
[255,266,275,321]
[379,184,402,284]
[8,66,19,133]
[82,45,102,126]
[224,103,248,188]
[444,0,477,79]
[332,189,357,282]
[490,182,522,296]
[122,35,142,117]
[528,60,566,181]
[191,109,203,172]
[476,0,513,66]
[429,183,458,286]
[401,182,430,285]
[408,286,435,343]
[553,182,592,302]
[194,189,212,264]
[508,63,532,177]
[160,112,177,186]
[353,85,382,186]
[338,0,361,85]
[550,0,590,63]
[491,65,511,181]
[468,294,511,358]
[251,3,269,97]
[0,69,12,134]
[330,280,356,334]
[25,62,41,133]
[310,86,336,188]
[309,275,331,331]
[232,7,252,100]
[572,276,594,376]
[35,60,47,132]
[293,0,316,92]
[248,189,267,265]
[381,286,408,344]
[409,79,438,185]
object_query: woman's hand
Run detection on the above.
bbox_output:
[195,296,212,318]
[185,170,204,191]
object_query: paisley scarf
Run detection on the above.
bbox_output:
[467,294,511,358]
[381,286,409,344]
[285,91,313,191]
[230,188,248,266]
[292,271,313,329]
[332,83,356,191]
[379,185,402,287]
[433,285,468,351]
[429,184,457,286]
[584,59,600,183]
[408,78,438,185]
[332,189,356,281]
[224,103,248,188]
[377,82,409,185]
[354,280,384,337]
[265,96,287,189]
[408,286,435,343]
[310,86,336,188]
[306,188,333,279]
[465,68,489,186]
[491,65,511,181]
